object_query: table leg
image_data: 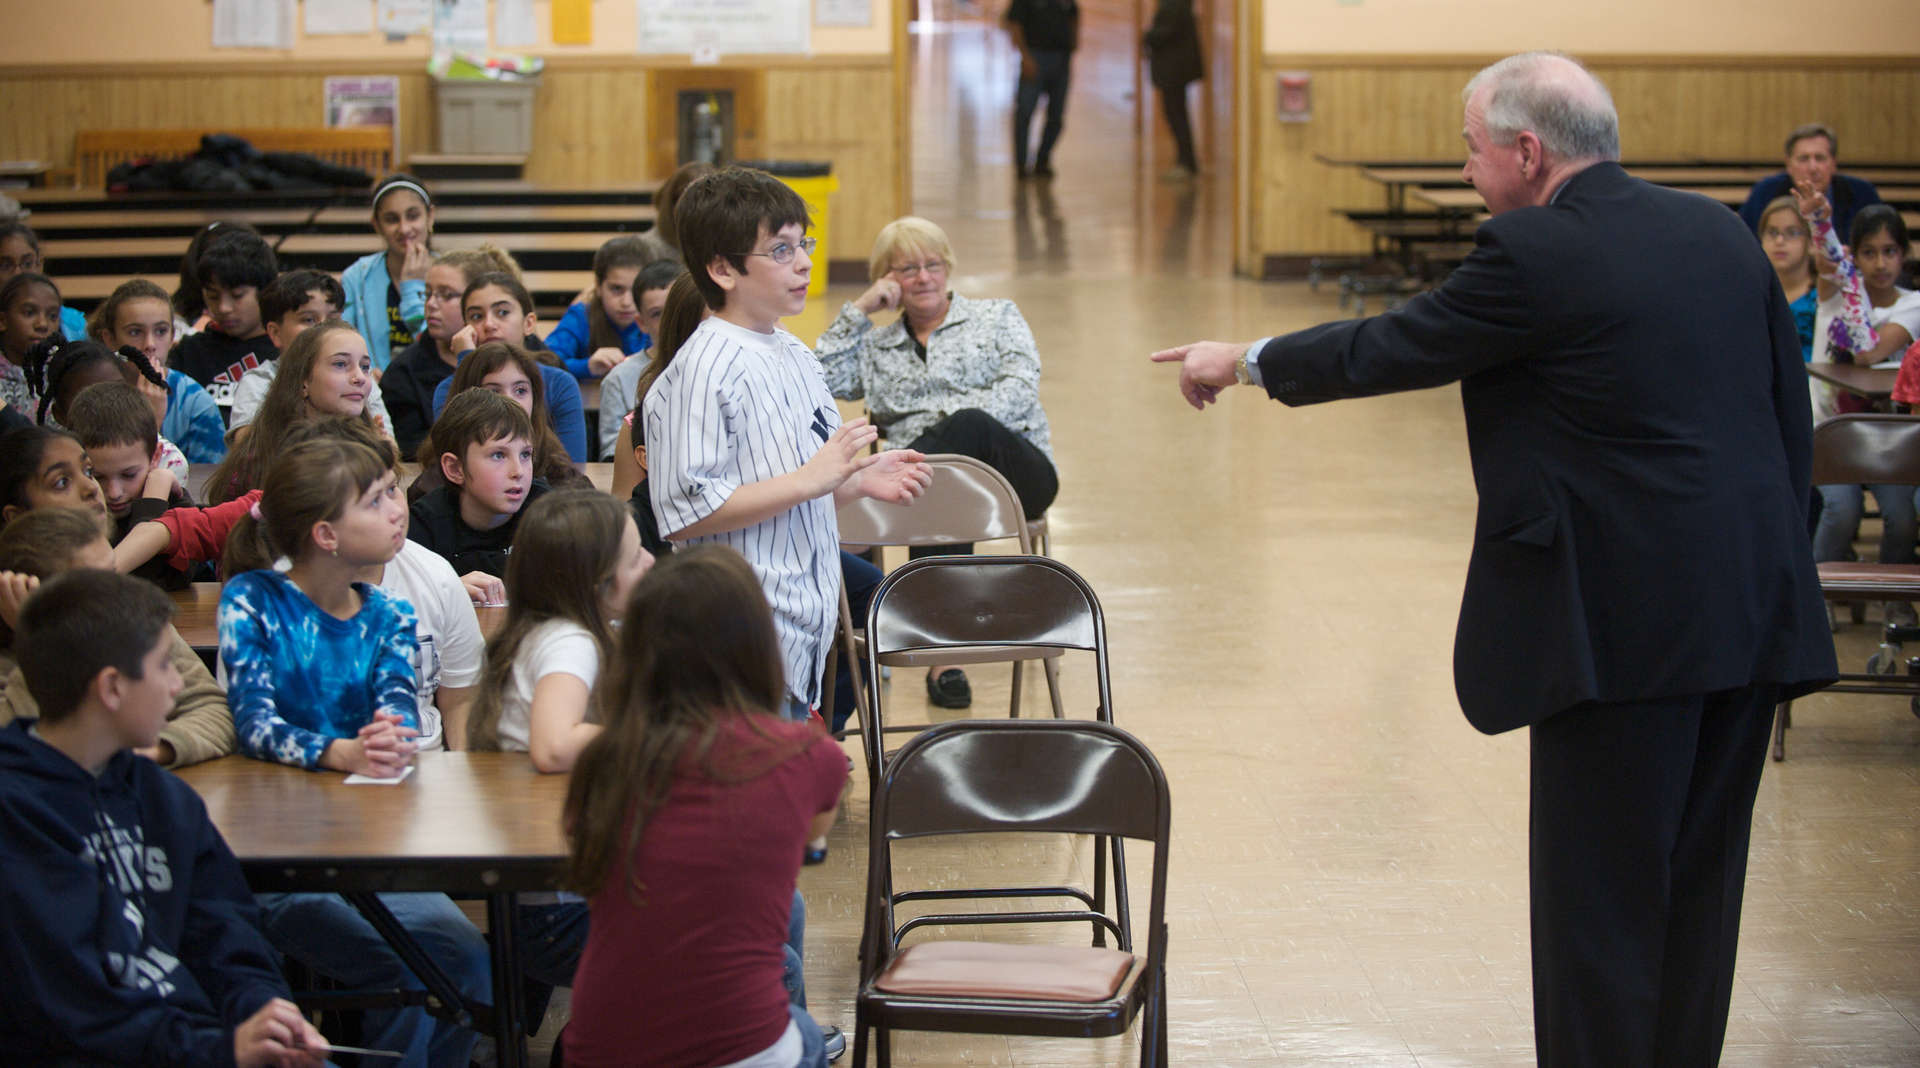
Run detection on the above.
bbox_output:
[487,892,531,1068]
[342,891,489,1033]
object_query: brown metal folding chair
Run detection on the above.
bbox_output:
[1775,413,1920,760]
[852,720,1170,1067]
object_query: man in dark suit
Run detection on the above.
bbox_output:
[1153,52,1836,1067]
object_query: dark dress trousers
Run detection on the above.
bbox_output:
[1253,161,1837,1066]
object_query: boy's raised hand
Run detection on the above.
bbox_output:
[800,417,883,497]
[854,449,933,504]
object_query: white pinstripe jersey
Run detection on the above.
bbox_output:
[643,317,842,706]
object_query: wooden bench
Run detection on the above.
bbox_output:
[25,203,653,239]
[74,127,393,191]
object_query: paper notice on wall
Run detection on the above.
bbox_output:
[212,0,295,48]
[378,0,431,36]
[814,0,871,28]
[306,0,375,35]
[496,0,537,47]
[551,0,593,44]
[637,0,809,55]
[434,0,490,53]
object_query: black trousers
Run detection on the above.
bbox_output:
[1156,81,1198,171]
[1528,683,1777,1067]
[906,408,1058,557]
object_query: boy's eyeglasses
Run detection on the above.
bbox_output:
[737,237,817,264]
[890,260,948,279]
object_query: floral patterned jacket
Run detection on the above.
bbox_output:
[815,292,1054,461]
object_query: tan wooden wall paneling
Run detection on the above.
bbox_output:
[524,68,654,187]
[762,66,902,271]
[1251,60,1920,266]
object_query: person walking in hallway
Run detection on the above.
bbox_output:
[1143,0,1203,179]
[1005,0,1079,179]
[1153,51,1837,1066]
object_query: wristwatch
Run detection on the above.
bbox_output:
[1233,350,1251,386]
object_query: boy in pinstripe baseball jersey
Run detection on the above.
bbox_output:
[645,167,933,720]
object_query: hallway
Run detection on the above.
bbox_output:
[774,6,1920,1065]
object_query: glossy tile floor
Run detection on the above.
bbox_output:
[538,6,1920,1065]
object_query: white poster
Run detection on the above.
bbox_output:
[637,0,810,55]
[378,0,431,36]
[306,0,375,35]
[212,0,296,48]
[814,0,871,28]
[495,0,537,46]
[434,0,490,52]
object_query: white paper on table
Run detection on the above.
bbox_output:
[306,0,375,35]
[434,0,490,53]
[345,766,416,785]
[213,0,296,48]
[814,0,871,28]
[379,0,431,36]
[495,0,536,46]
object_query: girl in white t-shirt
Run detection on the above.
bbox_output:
[466,488,652,771]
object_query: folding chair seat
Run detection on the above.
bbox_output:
[853,720,1170,1067]
[1776,413,1920,759]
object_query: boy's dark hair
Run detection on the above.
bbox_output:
[429,388,534,475]
[194,229,278,293]
[637,258,685,296]
[67,382,159,455]
[1850,204,1911,254]
[174,221,262,320]
[259,269,345,327]
[676,166,811,310]
[17,569,174,724]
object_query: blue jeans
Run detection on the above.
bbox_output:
[1812,483,1919,563]
[518,900,590,988]
[1013,50,1072,170]
[255,892,490,1068]
[789,1002,829,1068]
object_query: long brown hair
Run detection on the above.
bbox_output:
[434,341,587,492]
[206,320,375,504]
[586,236,663,353]
[221,437,388,578]
[631,271,707,410]
[563,545,803,901]
[466,489,630,752]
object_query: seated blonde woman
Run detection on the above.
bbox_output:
[815,216,1059,711]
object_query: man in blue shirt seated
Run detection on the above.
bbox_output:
[1739,123,1882,240]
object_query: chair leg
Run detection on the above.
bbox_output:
[1009,660,1024,718]
[1772,699,1791,762]
[1092,833,1109,948]
[852,1008,869,1067]
[1042,655,1065,718]
[876,1025,892,1067]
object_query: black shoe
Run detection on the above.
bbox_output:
[1015,164,1031,180]
[926,669,972,709]
[1032,161,1055,179]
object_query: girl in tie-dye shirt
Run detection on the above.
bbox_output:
[217,434,419,773]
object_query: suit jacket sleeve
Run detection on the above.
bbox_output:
[1254,227,1545,404]
[1767,270,1815,519]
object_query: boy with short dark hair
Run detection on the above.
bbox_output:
[170,230,280,402]
[0,569,327,1065]
[67,381,201,590]
[646,166,931,721]
[230,270,394,436]
[409,388,549,604]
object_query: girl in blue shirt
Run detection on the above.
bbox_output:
[545,235,660,379]
[341,174,434,372]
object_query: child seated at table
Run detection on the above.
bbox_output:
[219,434,492,1067]
[0,568,327,1066]
[562,546,850,1068]
[546,235,667,381]
[229,269,395,440]
[409,387,550,605]
[425,340,590,497]
[88,278,228,464]
[596,259,687,460]
[429,272,590,461]
[0,507,234,768]
[65,380,208,588]
[169,228,280,404]
[467,489,651,771]
[203,319,387,504]
[381,244,521,457]
[0,425,109,527]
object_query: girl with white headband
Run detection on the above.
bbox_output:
[341,173,435,373]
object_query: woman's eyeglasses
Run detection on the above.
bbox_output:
[889,260,948,279]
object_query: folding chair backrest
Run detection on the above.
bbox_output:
[1812,413,1920,486]
[839,453,1031,551]
[878,720,1169,844]
[866,554,1102,659]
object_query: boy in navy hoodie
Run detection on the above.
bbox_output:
[0,569,328,1066]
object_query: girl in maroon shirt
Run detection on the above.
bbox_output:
[562,545,848,1068]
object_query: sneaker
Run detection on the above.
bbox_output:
[803,836,829,865]
[926,668,973,709]
[821,1025,847,1062]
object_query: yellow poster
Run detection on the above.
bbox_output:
[552,0,591,44]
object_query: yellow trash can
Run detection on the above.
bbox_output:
[740,160,837,298]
